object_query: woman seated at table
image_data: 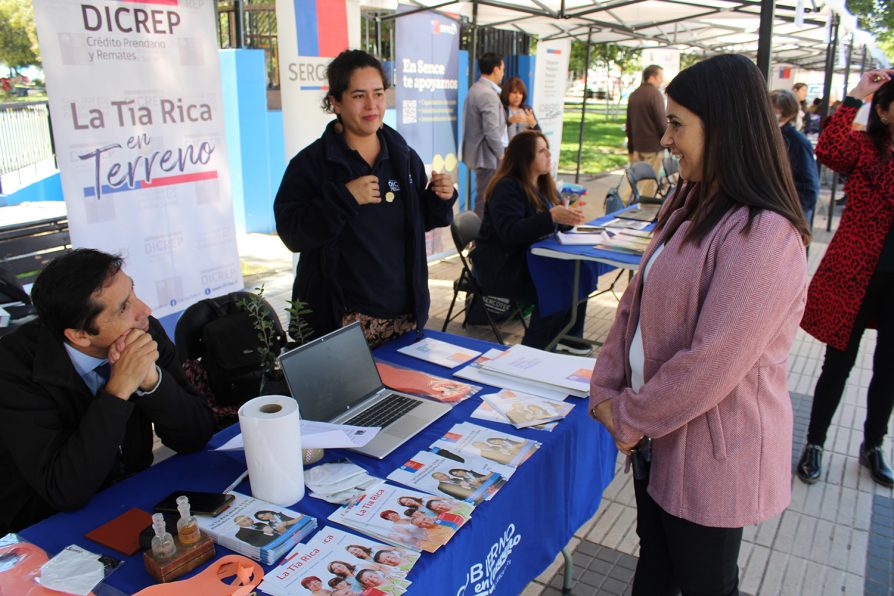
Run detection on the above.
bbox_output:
[502,77,540,141]
[471,130,587,351]
[274,50,457,347]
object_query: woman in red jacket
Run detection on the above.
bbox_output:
[797,68,894,488]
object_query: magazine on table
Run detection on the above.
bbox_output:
[453,349,570,402]
[328,484,474,553]
[396,337,482,368]
[194,491,317,565]
[386,449,514,504]
[602,217,651,230]
[479,345,595,396]
[429,421,541,467]
[482,389,575,429]
[259,527,415,596]
[375,359,481,404]
[594,230,652,255]
[615,206,660,222]
[470,400,558,431]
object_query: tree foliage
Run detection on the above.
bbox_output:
[0,0,40,73]
[846,0,893,60]
[568,41,641,78]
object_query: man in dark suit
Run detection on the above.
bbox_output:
[0,249,214,534]
[461,52,507,218]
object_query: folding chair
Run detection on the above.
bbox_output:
[660,154,680,199]
[441,211,527,345]
[625,162,664,205]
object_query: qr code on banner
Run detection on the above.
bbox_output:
[402,100,417,124]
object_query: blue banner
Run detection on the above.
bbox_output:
[395,6,460,175]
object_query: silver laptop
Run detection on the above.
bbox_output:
[278,322,450,459]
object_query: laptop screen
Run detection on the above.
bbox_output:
[278,323,384,421]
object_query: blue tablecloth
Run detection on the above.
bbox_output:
[20,331,617,595]
[528,211,644,317]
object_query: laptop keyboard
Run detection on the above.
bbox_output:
[346,394,420,428]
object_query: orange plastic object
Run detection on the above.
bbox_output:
[133,555,263,596]
[0,543,96,596]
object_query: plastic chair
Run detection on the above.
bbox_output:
[660,154,680,198]
[625,162,663,205]
[441,211,527,345]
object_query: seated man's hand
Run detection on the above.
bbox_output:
[105,329,159,399]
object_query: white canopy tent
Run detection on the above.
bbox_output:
[384,0,889,72]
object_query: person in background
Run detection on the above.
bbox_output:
[797,69,894,489]
[792,82,809,130]
[771,89,820,228]
[501,76,540,141]
[274,50,456,347]
[590,55,809,595]
[461,52,507,218]
[623,64,666,202]
[471,131,590,353]
[0,249,214,535]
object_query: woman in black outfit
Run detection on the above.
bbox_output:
[471,131,587,350]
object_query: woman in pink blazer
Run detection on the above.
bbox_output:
[590,55,810,595]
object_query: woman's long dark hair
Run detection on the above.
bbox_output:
[867,78,894,162]
[483,130,559,211]
[658,54,810,246]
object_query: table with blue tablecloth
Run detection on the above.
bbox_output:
[527,210,646,350]
[20,330,617,595]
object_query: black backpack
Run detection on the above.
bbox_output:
[175,292,285,407]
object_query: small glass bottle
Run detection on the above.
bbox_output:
[176,495,201,544]
[150,512,176,559]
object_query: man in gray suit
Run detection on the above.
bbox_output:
[461,53,506,218]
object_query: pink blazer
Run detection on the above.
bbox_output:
[590,197,807,528]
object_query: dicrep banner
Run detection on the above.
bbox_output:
[276,0,360,159]
[531,39,571,177]
[394,5,460,255]
[32,0,242,317]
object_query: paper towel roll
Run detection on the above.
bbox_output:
[238,395,305,506]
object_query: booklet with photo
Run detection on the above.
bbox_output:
[396,337,482,368]
[603,217,650,230]
[375,359,481,404]
[480,345,595,396]
[328,484,473,553]
[387,449,514,504]
[259,528,413,596]
[482,389,575,429]
[194,491,317,565]
[453,349,570,402]
[430,422,541,467]
[469,400,558,432]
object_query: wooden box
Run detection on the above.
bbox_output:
[143,533,216,583]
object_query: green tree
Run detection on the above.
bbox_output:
[846,0,893,61]
[0,0,40,75]
[568,41,641,79]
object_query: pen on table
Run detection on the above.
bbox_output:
[223,469,248,493]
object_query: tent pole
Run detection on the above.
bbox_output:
[818,13,839,232]
[575,27,593,185]
[466,1,479,212]
[755,0,774,81]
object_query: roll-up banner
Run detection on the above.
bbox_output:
[394,4,460,256]
[31,0,243,317]
[532,39,571,178]
[276,0,360,159]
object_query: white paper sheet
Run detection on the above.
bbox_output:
[216,420,380,451]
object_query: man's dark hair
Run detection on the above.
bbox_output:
[792,82,807,92]
[322,49,390,113]
[478,52,503,75]
[30,248,124,339]
[642,64,663,84]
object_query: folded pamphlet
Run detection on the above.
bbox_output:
[479,345,595,396]
[482,389,575,429]
[470,400,558,431]
[429,422,541,468]
[387,449,513,504]
[396,337,482,368]
[453,349,570,401]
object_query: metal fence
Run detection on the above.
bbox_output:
[0,101,54,180]
[217,1,280,89]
